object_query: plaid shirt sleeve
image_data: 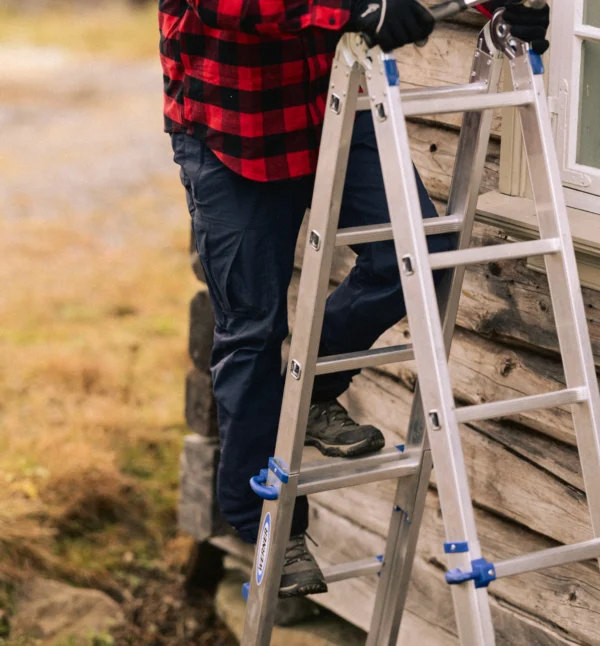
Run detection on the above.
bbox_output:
[187,0,351,35]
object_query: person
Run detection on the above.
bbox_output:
[160,0,550,598]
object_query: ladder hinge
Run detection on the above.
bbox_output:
[446,558,497,589]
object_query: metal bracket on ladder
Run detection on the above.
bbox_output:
[240,6,600,646]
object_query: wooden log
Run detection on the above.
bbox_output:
[179,434,226,542]
[185,368,219,437]
[288,268,579,447]
[337,369,591,547]
[457,223,600,366]
[210,499,593,644]
[189,288,214,374]
[308,494,599,645]
[378,325,577,446]
[408,120,500,202]
[397,22,504,134]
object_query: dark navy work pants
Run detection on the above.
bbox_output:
[172,112,453,543]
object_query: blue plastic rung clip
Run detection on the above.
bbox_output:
[268,456,289,484]
[396,444,405,452]
[249,457,290,500]
[249,468,279,500]
[445,558,497,589]
[529,50,545,76]
[384,58,400,86]
[444,541,469,554]
[242,582,250,601]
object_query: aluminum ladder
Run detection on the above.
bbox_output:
[241,5,600,645]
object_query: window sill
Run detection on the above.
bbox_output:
[476,191,600,291]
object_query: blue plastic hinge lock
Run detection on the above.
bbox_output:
[384,58,400,86]
[445,558,497,589]
[242,582,250,601]
[528,50,545,76]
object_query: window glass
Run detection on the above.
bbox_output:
[584,1,600,28]
[577,39,600,170]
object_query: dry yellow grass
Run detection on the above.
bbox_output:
[0,7,202,636]
[0,179,195,588]
[0,2,159,60]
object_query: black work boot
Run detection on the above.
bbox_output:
[279,534,328,598]
[305,400,385,458]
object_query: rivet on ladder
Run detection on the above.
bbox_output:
[402,255,414,276]
[330,94,342,114]
[309,230,321,251]
[290,360,302,380]
[429,410,442,431]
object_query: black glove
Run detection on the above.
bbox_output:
[347,0,435,52]
[486,1,550,55]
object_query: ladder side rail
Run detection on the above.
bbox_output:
[240,49,362,646]
[355,37,495,646]
[367,27,504,646]
[511,47,600,547]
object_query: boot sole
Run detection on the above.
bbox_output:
[305,429,385,458]
[279,580,328,599]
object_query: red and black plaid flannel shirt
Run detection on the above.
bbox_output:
[159,0,350,181]
[159,1,491,182]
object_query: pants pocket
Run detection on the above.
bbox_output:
[194,219,276,325]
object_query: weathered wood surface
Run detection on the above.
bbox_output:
[336,369,591,548]
[288,267,578,447]
[179,434,226,541]
[185,368,219,437]
[317,220,600,366]
[396,24,504,135]
[189,288,214,374]
[309,495,600,645]
[408,121,500,202]
[282,226,600,643]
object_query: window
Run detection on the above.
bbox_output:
[549,0,600,213]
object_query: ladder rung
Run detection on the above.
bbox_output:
[301,446,406,478]
[495,537,600,580]
[315,345,414,376]
[455,387,588,424]
[429,238,562,270]
[297,450,420,496]
[322,556,382,583]
[402,89,535,118]
[335,215,464,247]
[357,81,496,112]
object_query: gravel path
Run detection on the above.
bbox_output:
[0,45,181,235]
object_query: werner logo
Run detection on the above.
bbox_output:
[256,513,271,586]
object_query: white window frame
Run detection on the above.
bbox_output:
[548,0,600,213]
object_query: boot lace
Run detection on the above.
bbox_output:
[285,535,313,566]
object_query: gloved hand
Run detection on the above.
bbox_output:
[347,0,435,52]
[486,1,550,55]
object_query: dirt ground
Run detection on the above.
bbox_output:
[0,5,235,645]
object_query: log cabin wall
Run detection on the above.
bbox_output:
[180,7,600,645]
